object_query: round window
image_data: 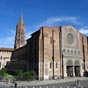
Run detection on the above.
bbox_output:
[67,33,74,45]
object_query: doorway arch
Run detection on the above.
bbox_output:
[74,60,80,77]
[66,60,73,77]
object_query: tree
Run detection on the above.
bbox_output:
[0,68,7,75]
[4,73,14,80]
[23,70,36,81]
[15,70,24,80]
[0,68,7,79]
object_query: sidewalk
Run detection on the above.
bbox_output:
[0,77,88,87]
[0,77,87,88]
[16,77,88,86]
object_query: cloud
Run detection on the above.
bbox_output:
[25,25,37,39]
[46,17,80,25]
[35,16,81,28]
[26,16,81,40]
[0,30,15,48]
[26,32,32,39]
[0,16,81,47]
[0,36,14,48]
[10,30,15,35]
[79,26,88,34]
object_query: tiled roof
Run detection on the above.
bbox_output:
[0,47,14,52]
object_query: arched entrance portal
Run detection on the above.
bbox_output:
[66,60,73,77]
[74,60,80,77]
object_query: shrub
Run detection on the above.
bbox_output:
[4,73,15,80]
[0,68,7,76]
[15,70,24,80]
[23,71,30,80]
[23,70,36,81]
[15,70,36,81]
[0,68,7,79]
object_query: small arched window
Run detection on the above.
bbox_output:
[78,51,80,54]
[75,50,76,54]
[67,49,69,53]
[0,62,1,68]
[63,49,65,53]
[56,62,58,68]
[50,62,52,68]
[71,50,73,54]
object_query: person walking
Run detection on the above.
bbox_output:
[14,82,17,88]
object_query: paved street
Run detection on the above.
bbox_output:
[0,77,88,88]
[31,81,87,88]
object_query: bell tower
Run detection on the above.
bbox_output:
[14,14,26,49]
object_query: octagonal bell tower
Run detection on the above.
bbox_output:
[14,14,26,49]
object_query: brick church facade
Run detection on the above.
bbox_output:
[6,15,88,80]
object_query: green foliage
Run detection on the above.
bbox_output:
[0,68,7,76]
[23,71,30,80]
[15,70,23,75]
[4,73,14,80]
[0,68,7,79]
[23,70,36,81]
[0,68,37,81]
[29,70,36,77]
[15,70,24,80]
[0,68,15,80]
[15,70,36,81]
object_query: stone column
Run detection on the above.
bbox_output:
[73,65,75,77]
[80,63,83,76]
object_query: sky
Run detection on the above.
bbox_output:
[0,0,88,48]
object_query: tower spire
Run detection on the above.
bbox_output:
[19,13,24,24]
[14,14,26,49]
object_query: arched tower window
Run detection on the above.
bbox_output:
[0,62,1,68]
[50,62,52,68]
[56,62,58,68]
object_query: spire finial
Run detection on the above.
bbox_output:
[19,13,24,24]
